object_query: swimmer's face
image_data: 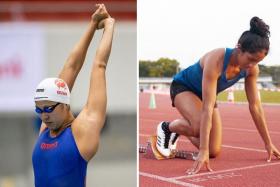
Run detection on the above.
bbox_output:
[237,49,267,69]
[35,100,67,130]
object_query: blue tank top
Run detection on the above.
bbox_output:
[32,126,87,187]
[173,48,247,99]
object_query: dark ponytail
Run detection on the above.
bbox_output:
[238,16,270,54]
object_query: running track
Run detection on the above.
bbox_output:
[139,92,280,187]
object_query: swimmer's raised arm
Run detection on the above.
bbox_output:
[72,13,115,160]
[39,4,109,135]
[85,17,115,119]
[58,4,109,91]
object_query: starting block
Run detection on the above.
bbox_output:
[139,135,198,160]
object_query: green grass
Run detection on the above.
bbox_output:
[217,90,280,103]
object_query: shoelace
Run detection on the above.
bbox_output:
[163,130,171,148]
[171,133,179,145]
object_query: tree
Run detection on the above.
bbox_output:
[139,60,150,77]
[259,64,280,84]
[139,58,180,77]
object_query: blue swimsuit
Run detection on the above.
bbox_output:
[173,48,247,99]
[32,126,87,187]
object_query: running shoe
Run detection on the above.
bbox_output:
[156,121,171,157]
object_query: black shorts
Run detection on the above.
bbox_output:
[170,80,217,108]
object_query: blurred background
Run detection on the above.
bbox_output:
[0,0,136,187]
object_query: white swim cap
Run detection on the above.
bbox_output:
[34,78,70,104]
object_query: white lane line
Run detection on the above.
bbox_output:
[140,172,204,187]
[171,161,280,180]
[139,118,280,134]
[221,145,265,152]
[218,101,280,106]
[224,127,280,135]
[139,133,266,153]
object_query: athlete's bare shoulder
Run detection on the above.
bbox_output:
[200,48,225,70]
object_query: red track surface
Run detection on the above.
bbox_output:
[139,92,280,187]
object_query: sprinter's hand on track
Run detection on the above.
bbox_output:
[186,150,213,175]
[265,143,280,162]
